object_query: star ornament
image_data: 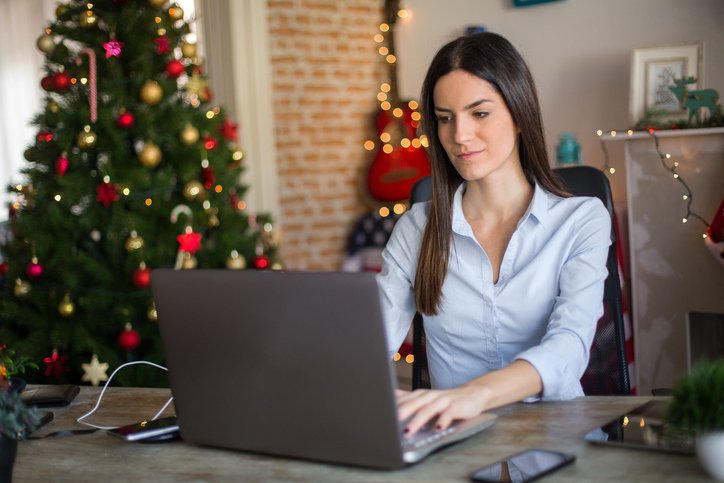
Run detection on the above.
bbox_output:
[103,37,124,58]
[96,182,120,208]
[81,354,109,386]
[177,230,203,255]
[184,73,208,97]
[218,118,238,141]
[154,35,171,55]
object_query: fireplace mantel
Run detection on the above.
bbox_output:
[608,128,724,395]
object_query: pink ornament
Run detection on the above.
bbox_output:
[27,260,43,279]
[103,37,124,58]
[55,156,69,176]
[117,111,135,129]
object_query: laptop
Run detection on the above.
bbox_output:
[151,269,497,469]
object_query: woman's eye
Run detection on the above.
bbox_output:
[437,115,452,123]
[473,111,489,119]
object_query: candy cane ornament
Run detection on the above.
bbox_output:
[76,48,97,123]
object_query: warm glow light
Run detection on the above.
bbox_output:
[609,168,616,174]
[123,188,130,195]
[374,34,384,43]
[155,17,162,23]
[206,111,214,119]
[408,100,418,109]
[364,140,375,150]
[411,112,421,121]
[628,130,633,135]
[665,154,671,158]
[377,92,387,101]
[381,83,390,92]
[215,185,222,193]
[46,29,51,34]
[380,133,391,142]
[683,218,688,223]
[640,419,645,427]
[382,144,393,154]
[379,47,389,55]
[386,54,396,64]
[398,9,408,18]
[380,23,389,32]
[233,151,243,161]
[81,78,88,84]
[393,353,401,361]
[146,198,152,206]
[104,175,110,183]
[54,195,61,201]
[703,233,708,239]
[674,162,679,167]
[412,138,422,148]
[623,416,629,427]
[420,135,429,147]
[71,78,77,84]
[673,174,679,178]
[191,99,199,106]
[401,138,411,148]
[597,130,603,136]
[393,203,406,214]
[611,131,617,136]
[393,108,403,118]
[379,206,390,217]
[237,201,246,210]
[683,195,688,200]
[405,354,414,363]
[381,101,391,110]
[168,8,176,16]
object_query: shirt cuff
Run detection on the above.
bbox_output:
[515,350,584,401]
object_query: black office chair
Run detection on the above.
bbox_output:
[409,167,631,395]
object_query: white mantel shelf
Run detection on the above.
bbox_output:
[600,126,724,141]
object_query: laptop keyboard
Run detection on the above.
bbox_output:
[403,424,457,448]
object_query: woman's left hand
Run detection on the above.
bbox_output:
[395,386,491,436]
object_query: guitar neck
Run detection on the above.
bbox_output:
[385,0,401,107]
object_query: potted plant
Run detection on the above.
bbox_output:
[0,345,39,394]
[668,358,724,481]
[0,364,42,483]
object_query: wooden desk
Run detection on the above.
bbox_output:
[15,387,710,482]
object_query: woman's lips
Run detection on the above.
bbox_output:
[456,150,482,161]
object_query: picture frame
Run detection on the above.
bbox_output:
[629,42,703,125]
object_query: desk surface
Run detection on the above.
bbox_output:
[15,387,710,482]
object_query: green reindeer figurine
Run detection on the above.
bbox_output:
[669,77,720,124]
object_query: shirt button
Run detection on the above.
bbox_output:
[486,301,492,309]
[502,274,508,280]
[489,337,495,344]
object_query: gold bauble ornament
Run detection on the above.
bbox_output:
[79,12,98,29]
[272,262,283,270]
[169,4,184,21]
[181,42,197,59]
[36,34,56,54]
[14,279,31,298]
[180,124,199,146]
[182,180,206,201]
[125,231,145,252]
[48,101,59,113]
[77,125,97,149]
[207,214,219,228]
[139,142,162,168]
[58,293,75,318]
[140,81,163,105]
[225,251,246,270]
[55,4,70,19]
[147,302,158,322]
[149,0,167,8]
[181,252,198,269]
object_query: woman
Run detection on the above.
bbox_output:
[377,32,611,436]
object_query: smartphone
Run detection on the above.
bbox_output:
[106,415,179,442]
[18,411,54,440]
[471,449,576,483]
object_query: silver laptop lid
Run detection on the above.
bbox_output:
[151,269,406,469]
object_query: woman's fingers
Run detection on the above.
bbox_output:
[398,387,488,436]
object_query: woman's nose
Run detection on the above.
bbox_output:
[454,117,474,144]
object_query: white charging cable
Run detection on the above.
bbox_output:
[76,360,173,430]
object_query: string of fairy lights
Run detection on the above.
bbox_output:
[597,128,711,238]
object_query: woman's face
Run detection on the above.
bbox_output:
[433,70,520,182]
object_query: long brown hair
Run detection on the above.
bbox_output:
[414,32,568,316]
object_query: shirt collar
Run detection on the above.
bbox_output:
[451,181,552,237]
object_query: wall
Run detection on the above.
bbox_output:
[267,0,386,269]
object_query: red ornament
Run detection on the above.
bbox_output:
[41,74,55,92]
[202,166,215,188]
[96,182,120,208]
[44,350,70,379]
[117,111,135,129]
[55,156,69,176]
[217,118,238,141]
[0,261,8,276]
[177,231,203,255]
[36,131,53,142]
[27,260,43,279]
[8,204,16,220]
[119,324,141,351]
[154,35,171,55]
[133,264,152,289]
[203,134,217,150]
[253,255,270,269]
[202,87,212,103]
[102,37,124,58]
[165,60,185,78]
[52,71,72,92]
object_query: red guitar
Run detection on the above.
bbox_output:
[366,0,431,203]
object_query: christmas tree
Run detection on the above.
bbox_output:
[0,0,281,387]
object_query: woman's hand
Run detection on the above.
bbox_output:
[396,360,543,436]
[395,386,491,436]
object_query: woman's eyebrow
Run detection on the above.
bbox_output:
[434,99,492,112]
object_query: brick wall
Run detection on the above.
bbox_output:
[267,0,386,270]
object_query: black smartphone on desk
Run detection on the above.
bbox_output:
[471,449,575,483]
[106,416,179,442]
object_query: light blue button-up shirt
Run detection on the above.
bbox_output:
[377,182,611,401]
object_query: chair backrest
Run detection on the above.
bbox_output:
[408,168,631,395]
